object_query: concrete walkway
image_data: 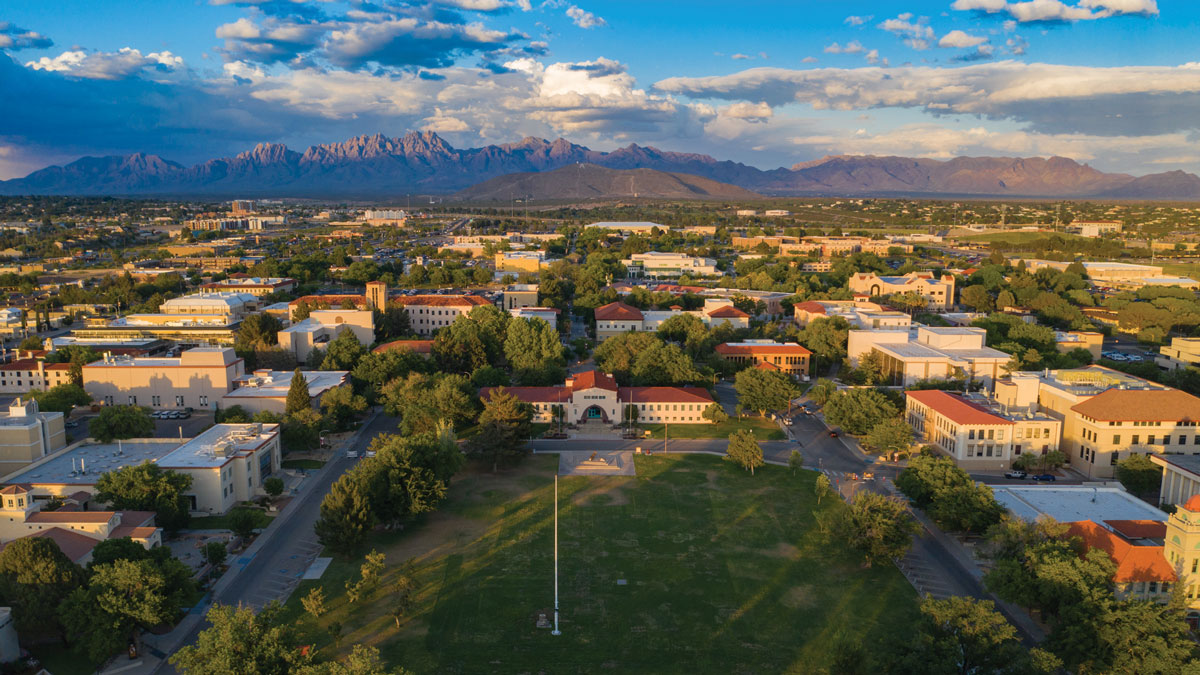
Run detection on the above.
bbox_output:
[558,451,635,476]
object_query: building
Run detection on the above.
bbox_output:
[1068,520,1175,604]
[69,315,240,346]
[587,221,664,235]
[1066,221,1123,237]
[2,423,281,515]
[360,209,407,225]
[714,340,811,377]
[0,399,67,475]
[230,200,255,214]
[992,484,1168,524]
[905,389,1061,470]
[0,487,160,564]
[793,300,911,330]
[481,370,714,425]
[503,284,540,310]
[494,251,548,275]
[82,347,246,410]
[993,366,1200,479]
[201,277,297,296]
[1151,454,1200,507]
[1055,331,1104,360]
[44,336,170,357]
[763,209,790,217]
[278,309,374,362]
[735,209,757,217]
[848,327,1011,386]
[847,271,956,309]
[160,292,259,321]
[778,236,911,258]
[221,369,349,415]
[0,359,72,395]
[621,252,719,277]
[391,295,494,336]
[593,300,750,341]
[1022,260,1200,290]
[509,307,560,331]
[365,281,387,311]
[1157,338,1200,371]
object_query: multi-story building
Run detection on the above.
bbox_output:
[278,309,374,362]
[993,366,1200,479]
[160,292,259,321]
[69,315,241,346]
[594,300,750,341]
[0,486,160,564]
[905,389,1061,470]
[0,398,67,476]
[391,295,494,336]
[848,327,1010,386]
[509,307,560,331]
[481,370,714,425]
[0,359,72,395]
[1055,330,1104,360]
[200,277,297,296]
[587,221,664,235]
[778,236,911,258]
[1157,338,1200,371]
[1021,260,1200,290]
[847,271,956,309]
[2,423,281,515]
[793,300,911,330]
[503,284,540,310]
[494,251,548,275]
[221,369,350,415]
[1066,221,1123,237]
[621,252,719,277]
[714,340,811,377]
[82,347,245,410]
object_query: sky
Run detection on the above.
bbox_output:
[1,0,1198,179]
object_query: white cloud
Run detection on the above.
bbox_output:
[802,56,818,64]
[878,14,935,50]
[939,30,988,48]
[732,53,751,60]
[566,6,606,29]
[720,102,772,122]
[25,48,184,80]
[844,15,872,26]
[824,41,865,54]
[951,0,1158,22]
[864,50,888,66]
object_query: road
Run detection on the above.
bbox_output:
[154,411,400,673]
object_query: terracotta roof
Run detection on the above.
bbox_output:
[755,361,781,371]
[792,301,829,315]
[1105,520,1168,540]
[288,294,365,307]
[480,386,571,404]
[118,511,157,527]
[65,491,92,503]
[1067,521,1175,583]
[110,526,159,540]
[0,484,29,495]
[9,528,99,563]
[706,305,750,319]
[619,387,714,404]
[372,339,434,355]
[0,359,42,371]
[392,295,492,308]
[1185,495,1200,513]
[567,370,617,392]
[715,342,811,356]
[594,301,643,322]
[44,362,71,370]
[1071,389,1200,423]
[27,511,117,524]
[906,390,1012,426]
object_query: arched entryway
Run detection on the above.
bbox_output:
[870,284,882,296]
[580,405,609,423]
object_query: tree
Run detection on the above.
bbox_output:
[788,449,803,474]
[264,476,284,498]
[298,644,413,675]
[235,313,283,351]
[846,492,920,567]
[321,384,368,430]
[961,285,995,312]
[368,426,463,487]
[374,304,412,343]
[862,417,914,456]
[733,367,797,416]
[701,402,729,423]
[808,377,837,405]
[382,373,475,434]
[202,541,227,567]
[895,454,972,508]
[302,586,327,617]
[228,508,260,539]
[815,473,833,505]
[322,329,368,371]
[314,473,376,555]
[351,348,425,401]
[824,388,898,435]
[504,317,566,385]
[928,482,1007,534]
[62,559,180,663]
[27,383,92,415]
[216,404,252,423]
[469,388,533,472]
[95,461,193,534]
[0,536,84,637]
[800,316,851,369]
[171,603,310,674]
[285,368,312,415]
[17,335,41,350]
[725,429,764,475]
[89,405,154,442]
[1115,454,1162,496]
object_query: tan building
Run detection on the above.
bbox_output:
[0,359,72,395]
[1055,331,1104,360]
[0,399,67,476]
[278,309,374,362]
[2,423,281,515]
[494,251,548,274]
[593,300,750,341]
[793,300,911,330]
[392,295,494,336]
[0,486,160,564]
[221,369,350,416]
[714,340,811,377]
[481,370,714,425]
[503,284,540,310]
[160,292,259,320]
[82,347,246,410]
[68,315,240,346]
[200,277,297,296]
[848,271,955,308]
[906,389,1061,470]
[848,327,1010,386]
[621,252,719,277]
[1152,454,1200,507]
[1157,338,1200,371]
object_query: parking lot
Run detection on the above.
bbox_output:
[152,411,214,439]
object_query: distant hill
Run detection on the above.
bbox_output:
[4,130,1200,199]
[452,164,760,201]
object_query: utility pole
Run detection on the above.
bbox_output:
[552,473,561,636]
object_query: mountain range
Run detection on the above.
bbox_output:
[452,163,759,201]
[3,131,1200,199]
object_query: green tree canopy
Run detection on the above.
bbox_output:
[733,367,798,417]
[89,405,154,443]
[468,388,533,472]
[171,603,310,675]
[0,536,84,637]
[824,388,898,435]
[1115,454,1162,496]
[503,317,566,386]
[862,417,914,456]
[725,429,764,475]
[27,383,92,415]
[321,329,368,371]
[95,461,193,534]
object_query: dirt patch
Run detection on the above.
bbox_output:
[780,585,817,609]
[381,511,491,564]
[572,479,632,507]
[774,542,800,559]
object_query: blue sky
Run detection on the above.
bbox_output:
[1,0,1197,179]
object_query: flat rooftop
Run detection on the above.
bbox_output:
[225,370,347,399]
[160,423,278,469]
[992,485,1167,524]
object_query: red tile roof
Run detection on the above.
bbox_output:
[714,342,811,357]
[0,359,43,371]
[792,301,829,315]
[567,370,617,392]
[27,511,117,524]
[706,305,750,319]
[110,526,159,540]
[1186,495,1200,513]
[10,528,99,563]
[392,295,492,308]
[754,361,781,371]
[1067,521,1175,583]
[594,301,644,321]
[619,387,714,404]
[906,390,1012,426]
[1071,389,1200,423]
[372,339,434,355]
[0,485,29,495]
[480,386,571,404]
[1104,520,1167,540]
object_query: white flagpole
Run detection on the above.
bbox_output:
[552,473,561,636]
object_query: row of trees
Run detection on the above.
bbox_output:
[895,453,1006,534]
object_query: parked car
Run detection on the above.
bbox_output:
[345,450,359,459]
[1004,470,1027,480]
[1031,473,1057,482]
[828,430,839,438]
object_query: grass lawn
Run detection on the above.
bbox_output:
[187,508,274,531]
[280,453,918,674]
[283,459,325,470]
[529,422,552,437]
[638,416,786,441]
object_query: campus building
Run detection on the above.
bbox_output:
[905,389,1061,470]
[81,346,246,410]
[621,252,719,277]
[221,369,350,416]
[847,327,1010,386]
[391,295,494,336]
[593,300,750,341]
[481,370,714,425]
[160,292,260,320]
[509,307,560,331]
[714,340,811,377]
[0,399,67,476]
[1157,338,1200,371]
[0,359,72,394]
[0,486,160,564]
[503,284,540,310]
[793,300,912,330]
[1021,260,1200,290]
[2,423,281,515]
[278,309,374,362]
[494,251,548,275]
[847,271,956,309]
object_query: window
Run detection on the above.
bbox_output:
[176,395,184,406]
[1111,453,1119,466]
[1150,435,1157,445]
[1113,435,1121,444]
[1133,435,1140,445]
[128,396,137,405]
[152,395,161,406]
[1192,559,1197,574]
[1183,436,1188,446]
[199,396,209,406]
[1150,581,1159,593]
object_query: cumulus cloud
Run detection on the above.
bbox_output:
[324,18,520,69]
[951,0,1158,22]
[878,13,935,50]
[864,50,888,66]
[938,30,988,48]
[566,5,606,29]
[844,15,872,26]
[824,41,865,54]
[25,48,184,80]
[215,16,328,64]
[719,102,772,122]
[801,56,818,64]
[732,53,751,60]
[0,22,53,51]
[654,61,1200,137]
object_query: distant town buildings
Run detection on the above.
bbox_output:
[621,252,719,277]
[714,340,811,377]
[481,370,714,425]
[201,277,297,296]
[594,300,749,341]
[848,327,1010,386]
[847,271,956,309]
[1021,260,1200,290]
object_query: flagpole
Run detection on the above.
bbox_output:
[552,473,561,636]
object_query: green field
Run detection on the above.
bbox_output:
[636,416,786,441]
[958,230,1062,245]
[281,453,918,674]
[283,459,326,470]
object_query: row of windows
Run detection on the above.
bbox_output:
[104,395,204,407]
